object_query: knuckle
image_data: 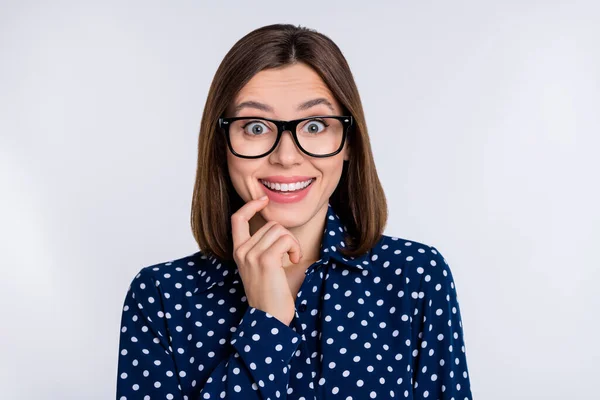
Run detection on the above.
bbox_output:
[271,224,287,236]
[283,234,297,246]
[272,235,289,248]
[279,230,296,243]
[233,247,244,261]
[257,253,269,264]
[245,250,259,266]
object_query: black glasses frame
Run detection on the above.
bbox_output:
[217,115,353,159]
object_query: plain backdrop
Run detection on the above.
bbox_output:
[1,1,599,399]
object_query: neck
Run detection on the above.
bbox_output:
[248,203,328,268]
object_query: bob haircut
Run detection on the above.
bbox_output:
[191,23,388,261]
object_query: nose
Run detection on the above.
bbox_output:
[268,129,304,165]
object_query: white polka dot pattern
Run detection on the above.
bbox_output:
[116,203,472,399]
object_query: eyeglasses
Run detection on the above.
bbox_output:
[218,115,353,159]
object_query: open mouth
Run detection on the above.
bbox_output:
[259,178,316,194]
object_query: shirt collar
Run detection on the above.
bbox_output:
[318,202,373,272]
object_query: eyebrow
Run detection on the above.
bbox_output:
[233,98,336,116]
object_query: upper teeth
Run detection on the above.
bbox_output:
[260,179,313,192]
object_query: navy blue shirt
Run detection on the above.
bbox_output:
[117,203,473,399]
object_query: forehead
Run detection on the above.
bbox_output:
[230,63,341,117]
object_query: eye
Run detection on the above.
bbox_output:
[243,120,271,136]
[302,119,328,134]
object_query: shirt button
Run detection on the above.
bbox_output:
[298,303,307,312]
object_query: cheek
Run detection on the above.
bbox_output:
[318,158,345,187]
[226,153,262,200]
[226,154,246,192]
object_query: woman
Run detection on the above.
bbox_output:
[117,24,472,399]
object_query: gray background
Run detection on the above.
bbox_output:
[1,0,599,399]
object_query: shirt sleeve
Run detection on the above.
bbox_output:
[410,246,473,399]
[116,267,184,399]
[117,267,303,400]
[198,306,303,399]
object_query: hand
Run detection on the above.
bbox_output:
[231,196,303,326]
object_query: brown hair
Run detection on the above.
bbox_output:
[191,23,388,261]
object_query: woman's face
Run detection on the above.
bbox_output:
[225,62,349,229]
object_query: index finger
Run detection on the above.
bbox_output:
[231,195,269,249]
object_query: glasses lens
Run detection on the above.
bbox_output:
[228,117,345,157]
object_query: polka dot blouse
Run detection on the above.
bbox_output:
[117,203,473,399]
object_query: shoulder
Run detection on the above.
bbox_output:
[370,234,455,294]
[125,250,237,298]
[371,234,448,268]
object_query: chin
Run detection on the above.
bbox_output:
[267,212,308,229]
[260,199,315,226]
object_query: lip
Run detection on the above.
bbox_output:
[260,175,315,184]
[259,177,316,204]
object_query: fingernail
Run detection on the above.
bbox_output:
[259,195,267,200]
